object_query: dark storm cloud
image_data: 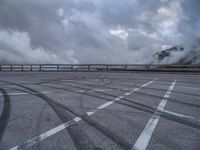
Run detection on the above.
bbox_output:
[0,0,199,64]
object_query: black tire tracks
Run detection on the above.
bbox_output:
[0,81,100,150]
[0,88,11,143]
[42,82,200,129]
[1,79,200,150]
[17,80,132,150]
[141,86,200,98]
[1,81,133,150]
[133,91,200,108]
[59,81,200,108]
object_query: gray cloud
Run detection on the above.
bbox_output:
[0,0,199,64]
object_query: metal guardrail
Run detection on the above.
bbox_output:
[0,64,200,72]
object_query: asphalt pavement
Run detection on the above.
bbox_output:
[0,72,199,150]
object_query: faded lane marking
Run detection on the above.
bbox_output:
[0,91,52,96]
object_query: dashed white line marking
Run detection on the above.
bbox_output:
[123,88,130,91]
[73,117,82,122]
[119,96,124,99]
[115,97,120,101]
[77,90,85,93]
[125,93,130,96]
[86,111,95,116]
[141,81,154,88]
[9,80,154,150]
[97,101,114,110]
[132,80,176,150]
[133,88,140,91]
[166,91,171,95]
[164,94,170,98]
[92,89,113,92]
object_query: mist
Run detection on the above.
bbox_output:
[0,0,199,64]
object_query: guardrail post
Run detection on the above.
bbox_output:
[11,65,13,71]
[146,65,149,71]
[106,65,109,71]
[88,65,90,72]
[57,65,59,71]
[22,65,24,71]
[125,65,127,70]
[0,65,1,71]
[39,65,41,71]
[31,65,32,71]
[71,65,73,72]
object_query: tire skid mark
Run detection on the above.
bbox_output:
[66,82,200,129]
[82,116,132,149]
[1,79,200,150]
[13,87,98,150]
[35,103,48,150]
[56,77,140,91]
[35,78,80,85]
[133,91,200,108]
[143,86,200,98]
[0,81,100,150]
[34,77,104,85]
[3,81,132,150]
[37,76,141,92]
[61,81,200,108]
[0,88,11,142]
[35,77,152,86]
[71,78,112,115]
[42,83,200,129]
[105,111,183,150]
[39,96,132,150]
[59,82,135,92]
[58,79,112,91]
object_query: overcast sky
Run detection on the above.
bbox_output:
[0,0,199,64]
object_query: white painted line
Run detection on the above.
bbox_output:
[175,85,200,90]
[141,81,154,88]
[123,88,130,91]
[125,93,130,96]
[41,91,52,94]
[73,117,82,122]
[164,94,170,98]
[10,118,82,150]
[1,92,29,96]
[0,91,52,96]
[92,89,113,92]
[162,110,200,121]
[119,96,124,99]
[166,91,171,95]
[77,90,85,93]
[9,80,154,150]
[132,80,176,150]
[133,88,139,92]
[86,111,95,116]
[97,101,114,110]
[115,97,120,101]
